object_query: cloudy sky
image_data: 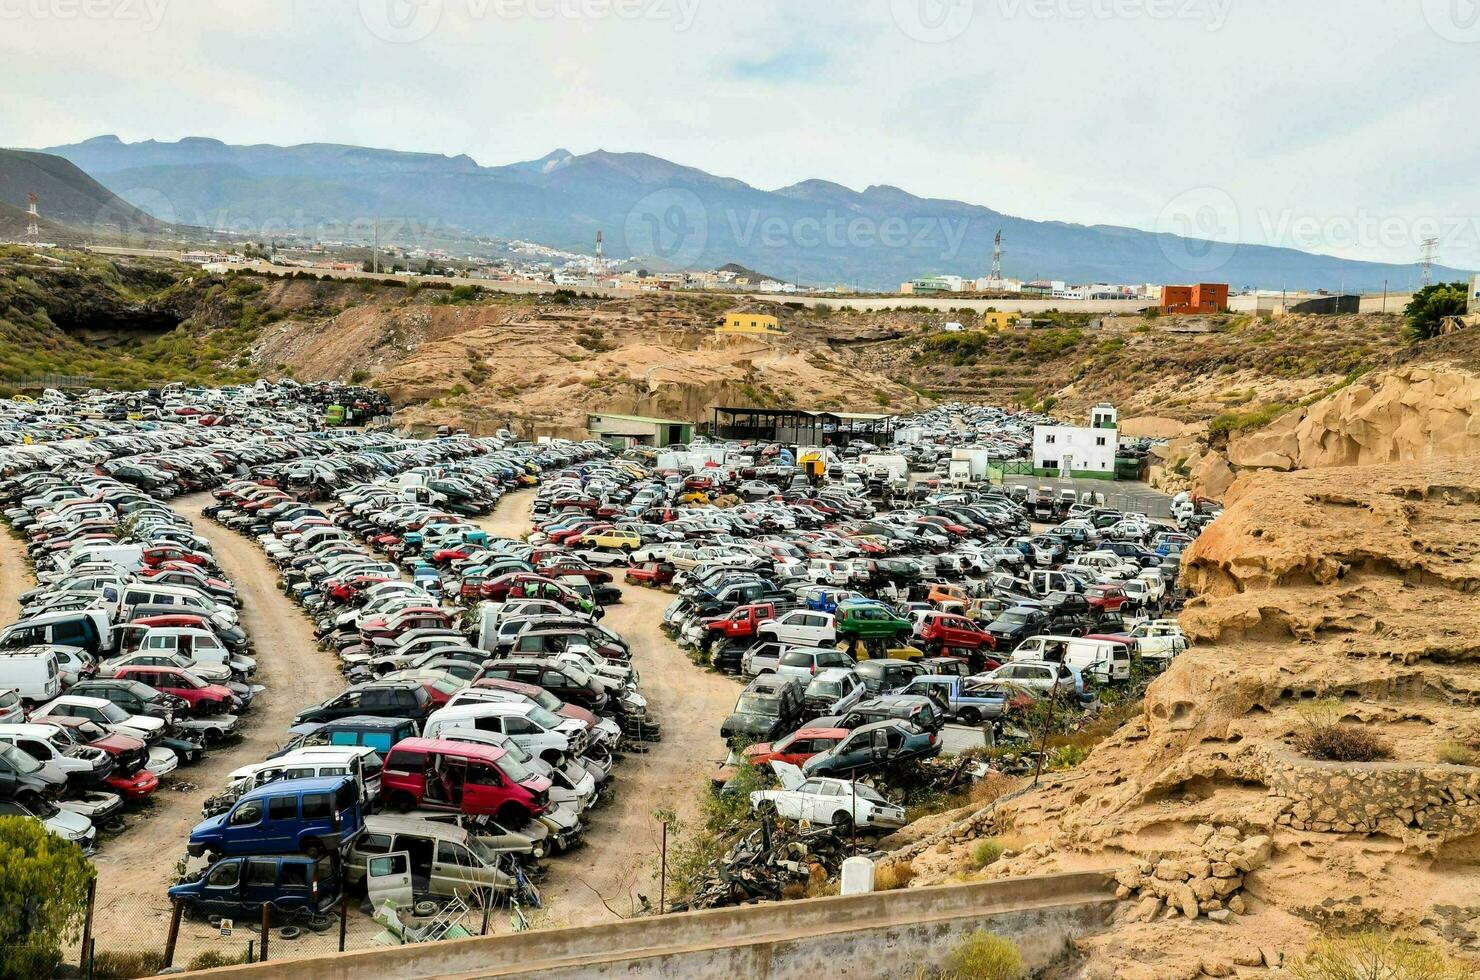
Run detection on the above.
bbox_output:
[3,0,1478,268]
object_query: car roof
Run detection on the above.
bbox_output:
[389,736,505,762]
[241,774,352,799]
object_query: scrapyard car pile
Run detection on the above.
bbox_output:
[174,430,663,925]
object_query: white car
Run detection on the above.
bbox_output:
[984,660,1076,698]
[756,610,836,648]
[775,648,855,682]
[749,762,906,830]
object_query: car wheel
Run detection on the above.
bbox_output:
[832,811,854,832]
[958,708,980,726]
[303,840,324,859]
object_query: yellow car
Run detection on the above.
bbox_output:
[580,529,641,550]
[854,646,925,663]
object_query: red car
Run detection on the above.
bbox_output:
[113,666,235,715]
[919,612,996,653]
[1085,584,1128,613]
[380,738,552,825]
[624,561,676,586]
[37,716,161,800]
[743,727,848,768]
[142,545,208,568]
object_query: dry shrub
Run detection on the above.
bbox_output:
[943,929,1025,980]
[971,839,1005,868]
[90,951,165,980]
[189,949,250,970]
[1291,932,1469,979]
[875,861,916,891]
[968,772,1016,806]
[1436,742,1477,766]
[1295,725,1392,763]
[780,882,807,900]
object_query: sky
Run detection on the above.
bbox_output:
[2,0,1478,268]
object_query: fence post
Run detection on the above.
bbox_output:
[86,938,95,980]
[259,903,270,962]
[78,877,96,970]
[339,894,349,952]
[162,898,184,969]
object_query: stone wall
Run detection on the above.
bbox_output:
[1265,747,1480,842]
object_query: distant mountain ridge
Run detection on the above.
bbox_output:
[29,135,1474,291]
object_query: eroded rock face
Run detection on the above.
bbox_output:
[903,458,1480,977]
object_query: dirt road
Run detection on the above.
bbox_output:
[476,492,736,927]
[86,493,349,956]
[0,524,34,624]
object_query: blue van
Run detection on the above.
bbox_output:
[169,854,340,919]
[188,776,364,858]
[279,716,419,757]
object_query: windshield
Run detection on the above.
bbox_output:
[531,690,561,711]
[498,753,534,782]
[736,696,780,717]
[0,745,41,774]
[1000,612,1033,625]
[97,702,131,723]
[780,652,815,668]
[180,671,208,688]
[527,706,562,729]
[807,680,842,697]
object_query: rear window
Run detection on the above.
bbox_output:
[384,749,422,773]
[779,652,813,667]
[281,862,310,890]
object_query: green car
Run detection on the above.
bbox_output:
[835,601,913,643]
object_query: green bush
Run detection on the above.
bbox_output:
[943,929,1024,979]
[1291,931,1469,979]
[970,839,1004,868]
[0,816,96,979]
[1208,402,1292,439]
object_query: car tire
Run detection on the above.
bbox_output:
[958,708,980,726]
[832,811,854,832]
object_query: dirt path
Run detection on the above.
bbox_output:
[86,492,349,957]
[0,524,34,624]
[476,491,737,927]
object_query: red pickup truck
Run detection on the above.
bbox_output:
[702,603,782,645]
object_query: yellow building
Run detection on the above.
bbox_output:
[983,311,1021,330]
[718,312,784,335]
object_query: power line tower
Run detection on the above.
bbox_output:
[25,192,39,242]
[991,229,1004,283]
[594,229,604,273]
[1419,237,1439,289]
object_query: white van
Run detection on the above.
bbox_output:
[0,648,62,703]
[426,700,583,764]
[119,584,237,626]
[1012,635,1131,684]
[223,746,381,801]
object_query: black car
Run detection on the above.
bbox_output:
[841,695,945,734]
[293,680,432,726]
[853,659,927,696]
[801,719,940,778]
[984,606,1049,649]
[720,675,805,744]
[69,678,184,724]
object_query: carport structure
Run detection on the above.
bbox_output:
[710,408,895,447]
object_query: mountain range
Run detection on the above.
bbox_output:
[20,135,1475,291]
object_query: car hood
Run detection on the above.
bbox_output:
[47,808,93,837]
[191,812,226,840]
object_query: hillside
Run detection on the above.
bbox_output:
[0,148,169,240]
[37,136,1474,291]
[889,458,1480,976]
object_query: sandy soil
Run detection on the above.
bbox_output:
[476,491,738,927]
[0,524,34,623]
[84,493,351,961]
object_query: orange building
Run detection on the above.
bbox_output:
[1160,283,1229,314]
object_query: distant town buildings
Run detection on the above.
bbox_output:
[982,311,1020,330]
[717,311,784,336]
[1160,283,1230,314]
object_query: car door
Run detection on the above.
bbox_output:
[198,857,246,916]
[240,857,281,908]
[792,780,825,821]
[366,851,414,905]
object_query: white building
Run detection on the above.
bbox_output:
[1032,403,1118,477]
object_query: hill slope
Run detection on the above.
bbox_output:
[0,148,166,237]
[37,135,1473,291]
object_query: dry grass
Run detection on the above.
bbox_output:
[1436,741,1478,766]
[971,839,1005,868]
[1295,725,1392,763]
[1291,932,1470,979]
[875,860,917,891]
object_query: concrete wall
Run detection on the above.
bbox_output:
[188,872,1115,980]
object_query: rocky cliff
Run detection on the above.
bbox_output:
[898,458,1480,977]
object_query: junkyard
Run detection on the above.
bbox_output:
[0,379,1222,973]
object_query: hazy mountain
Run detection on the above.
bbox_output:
[34,135,1473,291]
[0,147,168,239]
